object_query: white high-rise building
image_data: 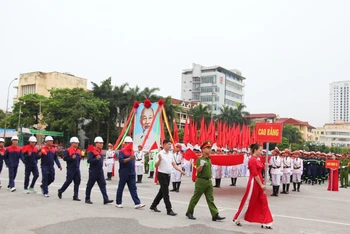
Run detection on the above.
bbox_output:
[329,81,350,122]
[181,63,245,115]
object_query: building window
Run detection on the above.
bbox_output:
[200,86,219,93]
[21,84,36,96]
[226,90,242,100]
[201,76,216,84]
[226,80,243,91]
[200,96,219,102]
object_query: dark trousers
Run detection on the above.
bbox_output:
[24,165,39,189]
[116,173,140,205]
[308,167,317,182]
[151,172,172,212]
[41,167,55,194]
[85,170,108,201]
[59,169,81,198]
[8,166,18,188]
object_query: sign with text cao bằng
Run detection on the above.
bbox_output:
[255,123,283,143]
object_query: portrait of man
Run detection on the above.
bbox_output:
[133,103,160,152]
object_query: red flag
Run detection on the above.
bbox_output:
[149,141,159,152]
[183,148,198,161]
[160,114,165,144]
[199,116,207,145]
[183,119,189,144]
[173,119,179,143]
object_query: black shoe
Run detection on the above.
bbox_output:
[58,190,62,199]
[85,200,93,204]
[73,197,81,201]
[212,214,225,221]
[150,206,161,212]
[104,199,114,204]
[167,210,177,216]
[40,185,44,194]
[186,212,196,220]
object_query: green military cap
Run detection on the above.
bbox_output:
[200,140,212,150]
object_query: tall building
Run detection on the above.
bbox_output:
[329,81,350,122]
[181,63,245,115]
[14,71,87,103]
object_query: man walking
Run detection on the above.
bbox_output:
[116,136,145,209]
[4,136,22,192]
[58,137,81,201]
[186,140,225,221]
[150,139,185,216]
[22,136,40,194]
[85,136,113,204]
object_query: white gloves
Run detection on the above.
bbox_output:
[200,160,206,167]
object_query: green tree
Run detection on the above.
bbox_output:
[178,128,184,142]
[162,96,183,130]
[282,125,304,147]
[215,105,233,125]
[114,82,129,135]
[231,103,250,127]
[7,94,47,129]
[188,103,211,128]
[141,87,160,102]
[276,137,290,150]
[43,88,109,144]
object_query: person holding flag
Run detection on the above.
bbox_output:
[116,136,145,209]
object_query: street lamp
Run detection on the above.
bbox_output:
[3,78,18,138]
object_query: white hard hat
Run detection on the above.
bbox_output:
[45,136,53,141]
[94,136,104,143]
[70,137,79,143]
[124,136,133,143]
[0,138,4,142]
[28,136,37,142]
[11,136,19,141]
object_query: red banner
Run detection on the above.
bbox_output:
[325,160,340,169]
[256,123,283,143]
[210,154,244,166]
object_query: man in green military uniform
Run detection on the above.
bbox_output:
[340,154,349,188]
[186,140,225,221]
[144,152,149,174]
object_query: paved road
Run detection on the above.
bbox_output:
[0,160,349,234]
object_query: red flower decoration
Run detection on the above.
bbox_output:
[133,101,139,109]
[158,99,165,106]
[144,99,152,108]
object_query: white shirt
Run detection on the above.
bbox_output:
[157,149,174,174]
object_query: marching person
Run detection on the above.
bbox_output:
[105,143,115,181]
[186,140,225,221]
[22,136,40,194]
[233,143,273,229]
[149,139,185,216]
[170,143,183,192]
[38,136,62,197]
[291,151,303,192]
[269,148,282,196]
[135,144,145,183]
[229,149,239,186]
[281,149,292,194]
[85,136,113,205]
[0,138,5,188]
[58,137,81,201]
[116,136,145,209]
[4,136,22,192]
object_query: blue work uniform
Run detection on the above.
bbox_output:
[21,144,40,190]
[4,145,22,189]
[39,145,61,195]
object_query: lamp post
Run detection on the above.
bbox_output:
[3,78,18,138]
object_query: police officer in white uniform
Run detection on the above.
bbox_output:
[105,143,115,180]
[170,144,183,192]
[269,148,282,196]
[292,151,303,192]
[281,149,292,194]
[135,145,145,183]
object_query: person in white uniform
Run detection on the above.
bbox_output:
[135,145,145,183]
[229,149,239,186]
[170,144,183,192]
[292,151,303,192]
[105,143,115,181]
[281,149,292,194]
[269,148,282,196]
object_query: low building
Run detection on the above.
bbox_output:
[171,98,202,128]
[277,118,315,141]
[245,113,279,124]
[312,121,350,147]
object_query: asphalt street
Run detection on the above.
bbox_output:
[0,160,349,234]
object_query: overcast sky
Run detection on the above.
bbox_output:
[1,0,349,128]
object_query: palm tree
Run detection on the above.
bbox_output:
[188,103,211,128]
[231,103,250,127]
[114,82,129,135]
[283,124,304,148]
[215,105,233,125]
[162,96,183,129]
[141,87,160,102]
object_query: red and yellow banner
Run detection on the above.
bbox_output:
[325,160,340,169]
[255,123,283,143]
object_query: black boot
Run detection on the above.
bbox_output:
[106,172,111,180]
[297,183,301,192]
[281,184,286,194]
[230,178,234,186]
[217,179,221,188]
[318,180,321,185]
[233,178,237,186]
[270,186,276,196]
[136,175,141,183]
[286,184,290,194]
[139,175,143,183]
[176,182,181,192]
[275,186,279,196]
[292,183,296,191]
[148,171,154,178]
[213,179,219,187]
[170,182,176,192]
